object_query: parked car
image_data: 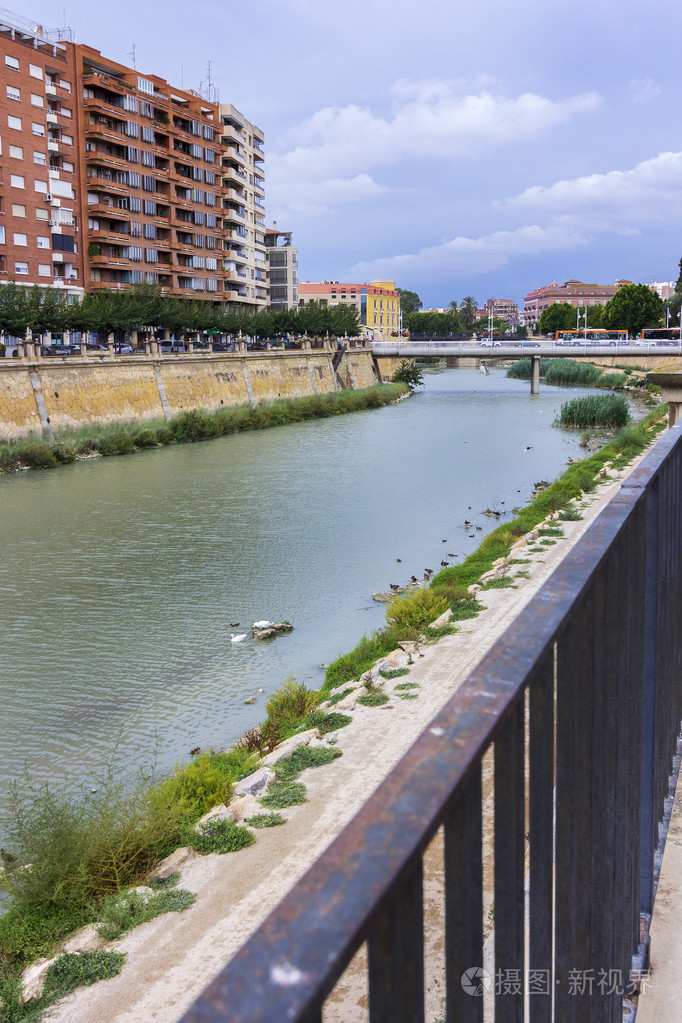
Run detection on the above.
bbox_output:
[41,345,75,356]
[116,343,133,354]
[479,336,501,347]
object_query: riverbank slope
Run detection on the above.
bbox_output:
[44,435,658,1023]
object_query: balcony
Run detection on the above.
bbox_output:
[45,83,57,96]
[86,203,130,219]
[46,112,58,124]
[86,175,128,193]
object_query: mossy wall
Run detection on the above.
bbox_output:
[0,349,377,441]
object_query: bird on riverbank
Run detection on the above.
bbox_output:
[1,849,17,865]
[424,568,433,576]
[229,633,247,642]
[190,747,201,756]
[440,560,449,567]
[410,575,418,583]
[389,583,400,592]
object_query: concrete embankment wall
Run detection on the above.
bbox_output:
[0,348,380,442]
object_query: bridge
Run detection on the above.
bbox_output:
[180,422,682,1023]
[370,338,682,393]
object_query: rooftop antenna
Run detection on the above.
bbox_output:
[180,63,183,89]
[128,44,136,70]
[207,60,212,101]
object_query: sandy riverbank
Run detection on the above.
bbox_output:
[46,444,653,1023]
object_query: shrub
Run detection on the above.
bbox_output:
[133,428,158,449]
[559,394,630,428]
[260,781,307,809]
[449,598,485,621]
[150,753,235,822]
[97,432,136,456]
[393,360,424,389]
[385,588,449,631]
[169,410,219,443]
[273,746,342,781]
[15,441,58,469]
[263,675,321,743]
[192,819,255,855]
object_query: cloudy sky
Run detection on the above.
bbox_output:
[24,0,682,307]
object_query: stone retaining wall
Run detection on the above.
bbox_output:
[0,348,378,441]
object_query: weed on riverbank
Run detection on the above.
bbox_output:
[0,385,407,475]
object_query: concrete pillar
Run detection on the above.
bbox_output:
[17,343,25,360]
[144,342,151,355]
[647,374,682,428]
[80,341,87,357]
[151,340,159,356]
[107,332,115,358]
[530,355,540,395]
[188,340,194,353]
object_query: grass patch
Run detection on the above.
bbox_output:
[394,682,420,691]
[191,819,255,855]
[527,546,545,553]
[540,539,557,546]
[46,950,126,997]
[515,570,531,579]
[378,668,410,679]
[273,746,343,781]
[245,813,286,828]
[397,693,419,700]
[149,871,180,890]
[422,623,458,640]
[0,386,407,476]
[328,687,355,705]
[559,505,583,521]
[357,693,390,707]
[299,710,352,733]
[449,598,485,621]
[537,527,564,537]
[479,576,517,590]
[96,887,196,941]
[508,558,531,564]
[259,782,307,810]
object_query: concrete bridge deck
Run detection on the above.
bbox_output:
[370,339,682,359]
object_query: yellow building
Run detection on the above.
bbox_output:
[297,279,400,340]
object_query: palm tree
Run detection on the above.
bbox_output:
[447,300,459,315]
[460,296,478,328]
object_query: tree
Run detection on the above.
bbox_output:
[448,300,459,314]
[459,296,478,328]
[538,302,575,336]
[405,311,460,334]
[396,289,422,315]
[393,360,424,390]
[602,284,663,336]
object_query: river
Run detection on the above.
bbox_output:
[0,368,602,800]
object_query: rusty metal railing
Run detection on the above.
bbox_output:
[181,423,682,1023]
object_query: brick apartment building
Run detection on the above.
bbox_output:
[523,278,632,328]
[265,223,298,311]
[0,9,266,310]
[474,298,520,327]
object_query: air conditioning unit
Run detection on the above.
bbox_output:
[48,219,57,226]
[44,193,52,201]
[74,226,79,232]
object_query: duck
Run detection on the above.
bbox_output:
[464,520,471,528]
[424,568,433,576]
[410,575,418,583]
[396,558,402,563]
[476,526,483,531]
[440,560,449,567]
[230,633,247,642]
[442,539,447,543]
[230,622,240,627]
[447,553,455,558]
[0,849,16,865]
[190,747,201,756]
[469,534,475,538]
[389,583,400,592]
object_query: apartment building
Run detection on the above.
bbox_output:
[479,298,519,327]
[219,103,266,310]
[1,10,268,310]
[265,223,297,310]
[298,279,400,339]
[524,278,632,327]
[1,13,83,299]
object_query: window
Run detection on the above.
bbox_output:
[36,208,49,221]
[61,133,72,146]
[5,55,19,71]
[38,264,51,276]
[9,145,23,159]
[14,262,28,274]
[29,64,42,79]
[34,179,47,192]
[33,151,47,165]
[37,236,50,248]
[8,115,22,130]
[62,160,73,172]
[6,85,20,101]
[10,174,24,188]
[141,125,154,143]
[137,77,154,95]
[30,93,43,107]
[32,122,45,137]
[13,232,27,246]
[11,204,26,217]
[59,107,71,118]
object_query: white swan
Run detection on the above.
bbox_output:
[229,633,247,642]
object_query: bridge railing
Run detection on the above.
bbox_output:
[181,424,682,1023]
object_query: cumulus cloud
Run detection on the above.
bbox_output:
[349,219,590,279]
[500,151,682,228]
[630,78,663,103]
[271,173,386,219]
[267,79,602,216]
[348,149,682,281]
